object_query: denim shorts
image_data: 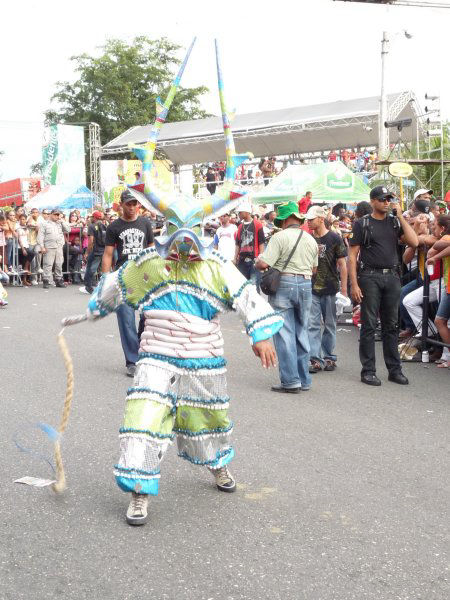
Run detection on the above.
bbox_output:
[436,292,450,320]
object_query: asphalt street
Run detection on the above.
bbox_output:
[0,285,449,600]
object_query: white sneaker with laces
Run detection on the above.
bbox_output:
[126,492,149,525]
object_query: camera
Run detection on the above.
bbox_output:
[384,119,412,132]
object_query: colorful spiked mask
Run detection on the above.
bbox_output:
[126,38,253,261]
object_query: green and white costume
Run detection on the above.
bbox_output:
[87,248,282,494]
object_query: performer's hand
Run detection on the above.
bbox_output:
[252,340,277,368]
[351,284,363,304]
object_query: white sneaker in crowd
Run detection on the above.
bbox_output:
[79,286,90,294]
[31,280,38,286]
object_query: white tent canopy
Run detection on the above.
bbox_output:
[102,91,423,165]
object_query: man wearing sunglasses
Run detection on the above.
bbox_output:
[348,186,418,386]
[102,190,154,376]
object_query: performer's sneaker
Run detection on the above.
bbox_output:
[126,492,149,526]
[208,465,236,493]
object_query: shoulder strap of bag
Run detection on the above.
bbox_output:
[282,229,303,271]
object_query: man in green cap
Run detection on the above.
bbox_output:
[256,201,318,392]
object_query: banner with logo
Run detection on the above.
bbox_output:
[42,124,85,188]
[101,159,173,206]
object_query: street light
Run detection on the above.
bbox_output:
[379,30,412,157]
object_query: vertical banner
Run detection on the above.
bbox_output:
[42,124,86,188]
[42,124,59,185]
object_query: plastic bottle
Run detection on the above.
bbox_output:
[422,350,429,363]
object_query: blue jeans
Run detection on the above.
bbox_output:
[84,253,102,291]
[308,293,337,367]
[269,275,313,389]
[400,275,422,331]
[116,303,139,366]
[237,258,261,292]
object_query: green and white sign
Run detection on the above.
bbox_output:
[42,124,85,188]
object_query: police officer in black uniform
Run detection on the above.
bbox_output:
[348,186,418,386]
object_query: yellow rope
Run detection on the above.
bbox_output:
[52,330,74,493]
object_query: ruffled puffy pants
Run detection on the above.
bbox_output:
[114,357,234,495]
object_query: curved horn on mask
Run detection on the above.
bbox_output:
[128,37,197,214]
[202,40,253,219]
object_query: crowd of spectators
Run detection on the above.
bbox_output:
[197,156,285,192]
[0,203,163,303]
[195,149,377,197]
[327,148,378,173]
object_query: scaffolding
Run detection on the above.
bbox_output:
[89,123,102,203]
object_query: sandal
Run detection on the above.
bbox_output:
[324,359,336,371]
[436,361,448,368]
[309,360,322,373]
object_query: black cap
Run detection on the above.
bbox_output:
[51,208,62,214]
[370,186,394,201]
[414,198,430,214]
[120,189,136,203]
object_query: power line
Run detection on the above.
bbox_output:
[334,1,450,8]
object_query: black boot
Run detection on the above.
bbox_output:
[55,279,66,288]
[43,279,50,289]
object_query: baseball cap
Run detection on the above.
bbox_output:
[370,186,394,201]
[92,210,103,219]
[120,189,137,203]
[414,188,433,201]
[237,202,253,213]
[305,205,327,220]
[51,208,62,214]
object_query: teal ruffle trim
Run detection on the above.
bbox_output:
[115,475,159,496]
[250,319,284,344]
[138,353,227,370]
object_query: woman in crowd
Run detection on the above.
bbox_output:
[427,214,450,368]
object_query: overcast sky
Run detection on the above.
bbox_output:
[1,0,449,181]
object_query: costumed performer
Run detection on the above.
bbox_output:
[79,39,283,525]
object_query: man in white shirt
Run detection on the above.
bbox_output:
[213,213,238,261]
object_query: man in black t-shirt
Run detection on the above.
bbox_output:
[348,186,418,386]
[306,206,348,373]
[102,190,154,376]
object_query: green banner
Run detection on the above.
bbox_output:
[42,124,59,185]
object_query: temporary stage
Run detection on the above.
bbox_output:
[102,91,423,165]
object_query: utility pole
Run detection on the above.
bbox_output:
[379,31,389,158]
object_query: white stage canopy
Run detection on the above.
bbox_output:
[102,91,423,165]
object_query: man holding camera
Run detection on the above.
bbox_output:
[348,186,418,386]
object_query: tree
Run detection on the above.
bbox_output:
[45,37,210,145]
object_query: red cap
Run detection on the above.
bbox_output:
[92,210,103,219]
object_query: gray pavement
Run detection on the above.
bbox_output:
[0,285,449,600]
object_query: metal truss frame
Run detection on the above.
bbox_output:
[101,115,379,156]
[89,122,102,202]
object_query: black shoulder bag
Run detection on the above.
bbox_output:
[260,230,303,296]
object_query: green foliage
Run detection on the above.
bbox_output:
[45,37,210,145]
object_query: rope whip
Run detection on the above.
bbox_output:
[52,313,87,493]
